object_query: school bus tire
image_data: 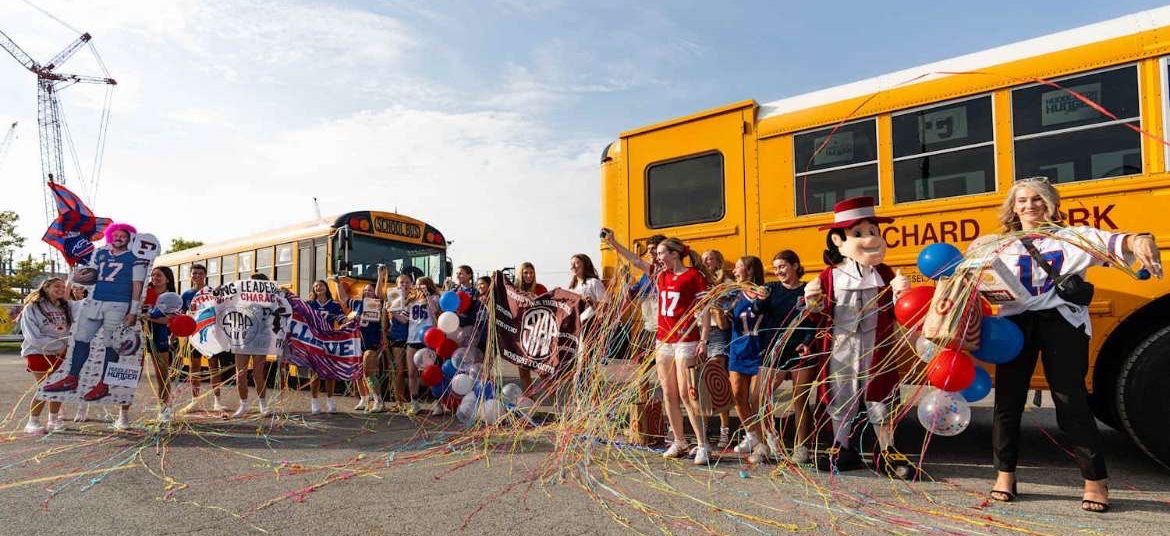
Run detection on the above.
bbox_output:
[1116,325,1170,471]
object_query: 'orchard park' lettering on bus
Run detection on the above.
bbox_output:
[883,204,1118,248]
[374,217,422,239]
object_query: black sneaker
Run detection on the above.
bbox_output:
[814,443,865,472]
[877,449,917,480]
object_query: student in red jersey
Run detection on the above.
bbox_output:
[604,231,712,465]
[20,278,72,434]
[514,261,547,391]
[142,266,177,423]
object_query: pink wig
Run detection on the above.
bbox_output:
[104,222,137,244]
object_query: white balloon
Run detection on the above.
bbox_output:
[156,292,183,314]
[450,374,475,396]
[457,395,479,425]
[450,350,466,371]
[915,337,939,363]
[413,348,437,369]
[479,399,502,424]
[461,346,484,365]
[437,311,460,334]
[501,383,523,404]
[465,363,482,378]
[917,389,971,437]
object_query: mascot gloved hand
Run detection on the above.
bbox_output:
[808,197,916,479]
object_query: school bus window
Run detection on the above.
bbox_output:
[238,250,255,276]
[298,241,313,295]
[221,254,237,284]
[893,96,995,203]
[256,246,275,280]
[275,243,293,284]
[179,263,191,292]
[794,119,878,215]
[206,256,222,286]
[314,240,327,283]
[1012,65,1141,182]
[645,152,724,228]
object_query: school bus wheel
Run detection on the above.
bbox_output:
[1116,325,1170,471]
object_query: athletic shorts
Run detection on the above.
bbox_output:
[706,328,730,357]
[211,351,235,365]
[407,342,426,350]
[388,339,407,349]
[26,354,63,374]
[654,341,699,366]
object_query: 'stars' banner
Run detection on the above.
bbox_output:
[492,271,583,376]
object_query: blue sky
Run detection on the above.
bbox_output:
[2,0,1167,282]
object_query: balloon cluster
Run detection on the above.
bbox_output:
[418,290,534,425]
[898,243,1026,436]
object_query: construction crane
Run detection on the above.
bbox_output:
[0,30,115,225]
[0,122,15,172]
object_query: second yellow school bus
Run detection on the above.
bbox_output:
[600,8,1170,467]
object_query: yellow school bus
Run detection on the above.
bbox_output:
[600,8,1170,467]
[154,210,450,371]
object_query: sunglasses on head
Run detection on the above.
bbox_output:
[1014,176,1050,184]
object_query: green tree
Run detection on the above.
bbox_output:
[0,257,50,303]
[167,237,204,253]
[0,210,24,253]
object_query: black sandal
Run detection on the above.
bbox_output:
[1081,499,1109,513]
[990,482,1017,502]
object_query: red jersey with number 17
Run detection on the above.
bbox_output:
[655,267,707,343]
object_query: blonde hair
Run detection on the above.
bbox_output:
[999,178,1064,232]
[700,249,729,284]
[516,261,540,293]
[658,238,702,269]
[409,276,439,302]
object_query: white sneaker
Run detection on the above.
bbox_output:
[310,398,321,414]
[212,396,228,412]
[113,413,131,431]
[748,443,770,464]
[325,398,336,414]
[158,406,173,424]
[663,441,689,459]
[765,433,781,458]
[369,398,384,413]
[791,445,811,464]
[734,433,759,454]
[354,397,367,411]
[47,416,65,432]
[24,419,45,435]
[231,402,251,419]
[73,404,89,422]
[717,427,732,449]
[693,445,711,465]
[258,398,270,416]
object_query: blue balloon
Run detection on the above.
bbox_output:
[973,316,1024,364]
[917,243,963,280]
[473,381,494,400]
[431,383,445,398]
[961,366,992,402]
[441,359,457,379]
[439,291,461,313]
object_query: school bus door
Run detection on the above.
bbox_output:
[623,101,755,263]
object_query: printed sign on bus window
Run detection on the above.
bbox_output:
[919,107,968,145]
[812,131,855,167]
[1041,83,1102,127]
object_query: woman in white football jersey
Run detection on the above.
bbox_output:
[404,276,439,414]
[981,177,1161,513]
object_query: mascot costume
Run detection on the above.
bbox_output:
[804,197,915,478]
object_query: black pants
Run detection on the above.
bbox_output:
[993,309,1107,480]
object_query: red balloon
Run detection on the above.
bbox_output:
[927,349,976,392]
[169,315,197,337]
[457,291,472,313]
[437,338,457,359]
[895,286,935,327]
[421,364,444,387]
[423,327,446,350]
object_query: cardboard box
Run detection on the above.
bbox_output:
[958,255,1029,305]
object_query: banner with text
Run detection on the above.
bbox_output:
[492,271,584,377]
